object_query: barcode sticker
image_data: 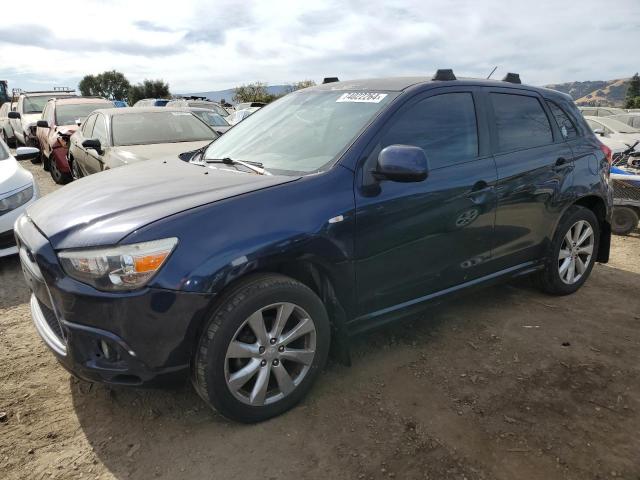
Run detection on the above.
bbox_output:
[336,92,388,103]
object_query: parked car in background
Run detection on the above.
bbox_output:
[584,116,640,148]
[113,100,128,108]
[227,108,258,125]
[132,98,169,107]
[8,90,76,146]
[235,102,267,110]
[0,101,16,147]
[16,73,613,423]
[166,97,230,117]
[68,107,217,178]
[184,107,231,134]
[611,113,640,130]
[0,139,39,256]
[35,97,115,184]
[579,106,626,117]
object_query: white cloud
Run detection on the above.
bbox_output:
[1,0,639,93]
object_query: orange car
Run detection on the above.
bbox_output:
[36,97,114,183]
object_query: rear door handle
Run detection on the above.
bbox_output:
[554,157,572,171]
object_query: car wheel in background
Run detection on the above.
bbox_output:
[41,151,50,171]
[50,158,72,185]
[534,205,600,296]
[69,155,81,180]
[611,207,639,236]
[192,274,330,423]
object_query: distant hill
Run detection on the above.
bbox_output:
[545,78,631,106]
[178,85,290,104]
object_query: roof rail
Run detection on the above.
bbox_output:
[502,73,521,84]
[323,77,339,84]
[432,69,456,81]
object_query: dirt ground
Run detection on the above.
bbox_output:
[1,159,639,480]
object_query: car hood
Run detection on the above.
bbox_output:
[0,158,32,195]
[26,158,299,249]
[109,141,212,165]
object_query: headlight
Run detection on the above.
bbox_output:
[0,185,34,215]
[58,238,178,291]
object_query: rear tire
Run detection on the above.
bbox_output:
[192,274,330,423]
[611,207,639,236]
[50,157,72,184]
[534,206,599,296]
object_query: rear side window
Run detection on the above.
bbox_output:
[377,92,478,169]
[491,93,552,152]
[546,101,578,139]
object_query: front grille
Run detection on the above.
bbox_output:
[0,230,16,249]
[37,299,66,343]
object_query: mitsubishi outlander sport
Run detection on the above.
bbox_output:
[15,71,613,422]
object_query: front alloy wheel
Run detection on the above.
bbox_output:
[225,303,316,406]
[193,274,330,422]
[558,220,595,285]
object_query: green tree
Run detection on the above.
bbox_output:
[128,79,171,105]
[233,82,276,104]
[79,70,130,100]
[625,73,640,108]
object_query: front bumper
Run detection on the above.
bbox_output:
[15,215,214,386]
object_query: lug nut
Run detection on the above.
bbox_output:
[278,345,285,352]
[272,359,279,366]
[269,338,277,345]
[259,346,266,354]
[260,360,267,367]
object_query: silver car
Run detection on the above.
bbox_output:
[579,106,627,117]
[68,107,218,178]
[166,98,230,118]
[611,113,640,129]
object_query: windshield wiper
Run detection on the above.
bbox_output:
[205,157,271,175]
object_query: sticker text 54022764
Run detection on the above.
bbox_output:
[336,92,388,103]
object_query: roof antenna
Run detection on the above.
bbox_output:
[487,66,498,79]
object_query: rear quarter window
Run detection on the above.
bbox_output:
[546,100,578,140]
[490,93,553,152]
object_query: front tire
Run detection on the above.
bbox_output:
[535,206,599,295]
[50,157,72,184]
[192,274,330,423]
[611,207,639,236]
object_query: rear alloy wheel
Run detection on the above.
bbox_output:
[611,207,639,236]
[535,206,599,295]
[193,274,330,423]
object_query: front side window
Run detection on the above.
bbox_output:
[111,112,217,146]
[491,93,552,152]
[204,90,398,175]
[546,100,578,139]
[91,115,109,145]
[367,92,478,170]
[82,115,97,136]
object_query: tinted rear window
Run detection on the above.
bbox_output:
[111,112,216,146]
[491,93,552,152]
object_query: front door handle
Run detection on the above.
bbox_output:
[466,180,492,204]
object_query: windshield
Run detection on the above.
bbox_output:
[597,117,640,133]
[204,90,397,174]
[111,111,217,146]
[56,102,112,125]
[23,95,57,113]
[193,110,229,127]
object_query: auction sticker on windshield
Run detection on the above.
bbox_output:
[336,92,388,103]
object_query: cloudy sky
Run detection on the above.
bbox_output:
[2,0,639,93]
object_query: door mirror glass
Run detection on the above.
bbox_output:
[374,144,429,183]
[8,111,20,119]
[36,120,49,128]
[82,138,102,153]
[15,146,40,161]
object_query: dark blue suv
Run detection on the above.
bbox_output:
[15,72,613,422]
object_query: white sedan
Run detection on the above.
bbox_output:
[584,115,640,153]
[0,140,40,257]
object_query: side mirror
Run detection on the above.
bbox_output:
[8,111,20,119]
[82,138,102,153]
[37,120,49,128]
[593,128,605,136]
[75,118,82,127]
[15,146,40,161]
[373,145,429,183]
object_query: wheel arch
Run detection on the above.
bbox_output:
[569,194,611,262]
